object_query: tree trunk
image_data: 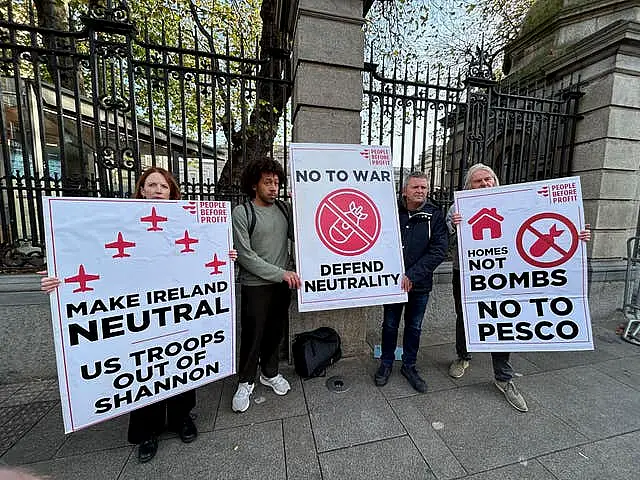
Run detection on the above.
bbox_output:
[216,0,292,193]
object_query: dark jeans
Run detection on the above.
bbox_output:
[453,269,513,382]
[128,389,196,444]
[381,291,429,367]
[238,282,291,383]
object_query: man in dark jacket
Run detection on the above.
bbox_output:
[374,171,448,392]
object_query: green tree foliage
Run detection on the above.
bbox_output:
[10,0,286,190]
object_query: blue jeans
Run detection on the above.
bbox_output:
[381,292,429,367]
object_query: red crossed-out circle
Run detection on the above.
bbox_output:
[315,188,381,256]
[516,212,579,268]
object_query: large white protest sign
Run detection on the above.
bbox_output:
[289,143,407,312]
[43,197,235,432]
[455,176,592,352]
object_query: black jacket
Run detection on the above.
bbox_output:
[398,199,448,293]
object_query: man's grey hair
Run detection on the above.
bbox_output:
[402,171,430,190]
[463,163,499,190]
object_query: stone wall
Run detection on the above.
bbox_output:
[1,266,626,383]
[504,0,640,263]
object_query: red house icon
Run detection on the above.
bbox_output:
[468,208,504,240]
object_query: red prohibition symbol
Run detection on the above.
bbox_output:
[516,212,579,268]
[315,188,381,256]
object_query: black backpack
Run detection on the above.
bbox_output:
[292,327,342,379]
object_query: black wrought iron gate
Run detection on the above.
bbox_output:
[361,49,582,210]
[0,0,291,271]
[0,2,582,273]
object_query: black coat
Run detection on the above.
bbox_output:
[398,200,448,293]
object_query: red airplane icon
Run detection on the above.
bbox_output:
[64,264,100,293]
[530,224,564,257]
[205,253,227,275]
[140,207,168,231]
[175,230,199,253]
[105,232,136,258]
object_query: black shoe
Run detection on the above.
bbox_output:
[374,363,392,386]
[401,365,427,393]
[169,415,198,443]
[137,437,158,463]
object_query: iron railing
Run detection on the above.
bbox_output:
[0,0,292,271]
[361,50,582,212]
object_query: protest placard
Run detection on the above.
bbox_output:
[289,143,407,312]
[43,197,235,432]
[455,176,592,352]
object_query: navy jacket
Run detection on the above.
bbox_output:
[398,199,448,293]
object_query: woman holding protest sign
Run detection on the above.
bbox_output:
[446,163,590,413]
[40,166,237,463]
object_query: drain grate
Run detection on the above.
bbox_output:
[326,375,350,393]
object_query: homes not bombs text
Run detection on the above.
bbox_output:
[466,246,581,343]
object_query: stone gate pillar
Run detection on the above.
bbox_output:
[290,0,375,356]
[503,0,640,318]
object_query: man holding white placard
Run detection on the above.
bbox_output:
[231,158,300,413]
[447,163,591,413]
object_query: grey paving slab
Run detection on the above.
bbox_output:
[0,401,58,458]
[283,415,321,480]
[590,354,640,390]
[34,379,60,403]
[0,405,23,429]
[420,327,454,347]
[366,355,456,400]
[422,344,541,386]
[302,357,406,452]
[462,459,558,480]
[56,413,129,457]
[214,364,307,430]
[519,366,640,439]
[539,430,640,480]
[0,384,22,405]
[410,383,587,474]
[189,380,223,433]
[589,324,637,358]
[1,404,66,465]
[1,383,51,407]
[518,344,617,372]
[119,420,285,480]
[16,446,132,480]
[319,436,436,480]
[391,399,467,479]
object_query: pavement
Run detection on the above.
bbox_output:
[1,313,639,480]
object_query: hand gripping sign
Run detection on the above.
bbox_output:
[455,176,592,352]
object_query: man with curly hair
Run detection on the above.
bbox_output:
[231,157,301,412]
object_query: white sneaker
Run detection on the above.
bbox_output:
[232,382,254,412]
[259,373,291,395]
